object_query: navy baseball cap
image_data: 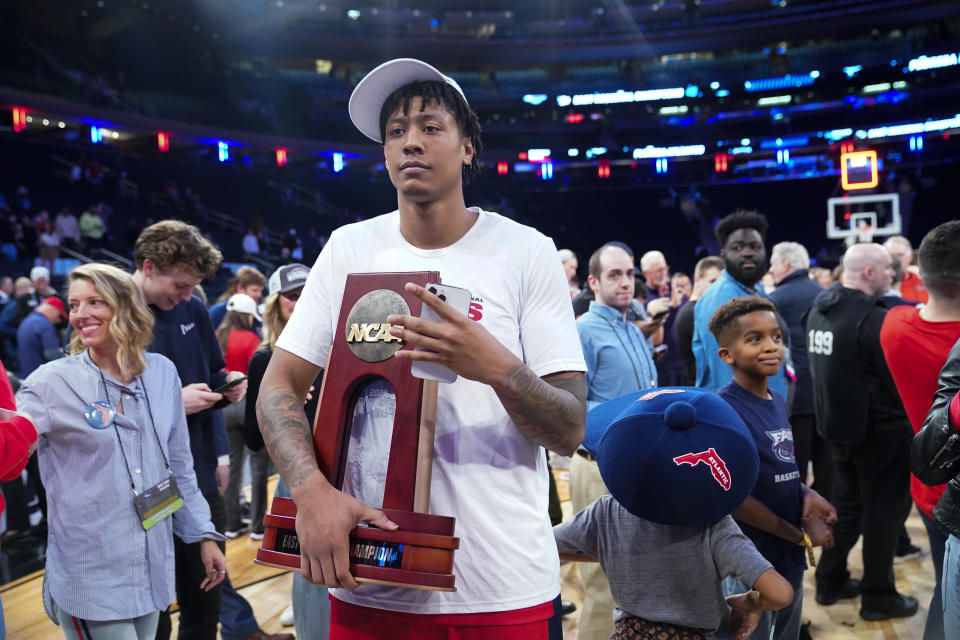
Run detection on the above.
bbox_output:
[584,387,758,526]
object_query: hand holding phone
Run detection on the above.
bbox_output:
[410,284,473,384]
[646,296,671,322]
[213,376,248,394]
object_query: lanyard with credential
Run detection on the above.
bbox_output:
[92,365,184,530]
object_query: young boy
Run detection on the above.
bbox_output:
[709,297,837,640]
[554,386,794,640]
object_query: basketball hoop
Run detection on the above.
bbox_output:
[826,194,901,246]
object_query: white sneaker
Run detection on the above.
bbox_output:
[250,531,264,541]
[280,603,294,627]
[224,526,248,539]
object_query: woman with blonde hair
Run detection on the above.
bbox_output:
[16,263,226,639]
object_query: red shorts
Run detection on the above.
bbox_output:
[329,595,563,640]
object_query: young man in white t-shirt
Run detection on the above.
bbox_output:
[257,58,587,639]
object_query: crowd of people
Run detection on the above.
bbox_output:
[557,213,960,640]
[0,55,958,640]
[1,152,335,283]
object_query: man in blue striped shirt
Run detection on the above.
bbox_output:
[571,243,658,640]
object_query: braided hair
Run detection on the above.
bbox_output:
[378,80,483,184]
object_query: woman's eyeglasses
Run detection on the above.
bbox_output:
[280,291,301,302]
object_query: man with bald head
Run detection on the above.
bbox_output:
[806,242,917,621]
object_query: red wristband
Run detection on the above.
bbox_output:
[950,391,960,433]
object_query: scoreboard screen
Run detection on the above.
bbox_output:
[841,150,879,190]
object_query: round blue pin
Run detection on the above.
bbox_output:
[85,401,117,429]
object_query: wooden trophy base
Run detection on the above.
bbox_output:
[255,497,460,591]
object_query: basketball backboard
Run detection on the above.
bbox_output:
[826,193,900,244]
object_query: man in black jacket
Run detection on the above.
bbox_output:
[806,242,917,620]
[912,337,960,639]
[769,242,832,499]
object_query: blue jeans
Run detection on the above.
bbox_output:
[941,534,960,640]
[219,580,259,640]
[292,574,330,640]
[920,510,947,640]
[1,591,5,640]
[273,477,331,640]
[722,566,805,640]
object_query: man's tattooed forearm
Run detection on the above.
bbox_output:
[257,384,320,491]
[497,366,586,455]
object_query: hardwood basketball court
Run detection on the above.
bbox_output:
[1,472,935,639]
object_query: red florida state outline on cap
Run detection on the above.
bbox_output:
[673,448,732,491]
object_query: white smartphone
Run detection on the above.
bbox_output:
[410,283,472,384]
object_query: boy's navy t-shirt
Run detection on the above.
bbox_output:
[717,380,805,574]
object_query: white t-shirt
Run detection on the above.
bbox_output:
[277,208,586,614]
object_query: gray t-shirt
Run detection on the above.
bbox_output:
[554,495,772,638]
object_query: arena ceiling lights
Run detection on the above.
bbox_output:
[759,136,809,150]
[756,95,791,106]
[631,144,705,159]
[554,86,697,107]
[823,128,854,142]
[744,71,819,92]
[906,53,959,73]
[864,114,960,139]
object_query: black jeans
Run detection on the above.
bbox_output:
[815,427,913,605]
[789,414,834,499]
[157,492,226,640]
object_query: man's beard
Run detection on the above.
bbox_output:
[726,260,765,287]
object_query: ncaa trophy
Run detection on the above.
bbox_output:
[256,271,460,591]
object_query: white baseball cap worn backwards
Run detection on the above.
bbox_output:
[348,58,468,143]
